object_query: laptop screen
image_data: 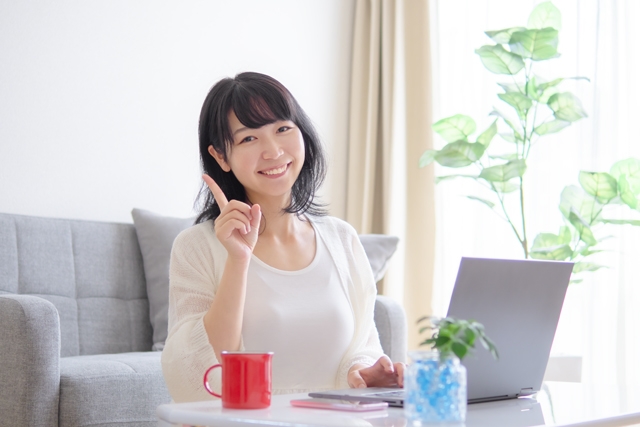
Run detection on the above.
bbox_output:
[446,257,573,402]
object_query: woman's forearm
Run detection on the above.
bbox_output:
[203,256,250,360]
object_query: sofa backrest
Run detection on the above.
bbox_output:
[0,213,152,357]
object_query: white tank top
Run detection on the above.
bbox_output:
[241,228,355,391]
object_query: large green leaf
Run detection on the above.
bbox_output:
[568,210,598,246]
[498,133,520,143]
[559,185,602,223]
[528,2,562,31]
[497,81,525,93]
[610,158,640,194]
[476,120,498,147]
[578,171,618,203]
[466,196,496,209]
[530,232,572,261]
[433,114,477,143]
[541,227,571,244]
[548,93,588,122]
[534,119,571,135]
[601,218,640,226]
[580,247,605,257]
[498,92,533,118]
[485,27,528,44]
[492,180,520,193]
[419,150,437,167]
[539,86,559,104]
[531,232,563,248]
[489,153,520,161]
[530,244,573,261]
[536,77,564,92]
[526,76,539,100]
[435,141,486,167]
[573,262,607,274]
[435,174,478,184]
[559,226,572,244]
[509,28,559,61]
[490,109,524,141]
[475,45,526,75]
[536,76,590,94]
[617,175,638,209]
[480,159,527,182]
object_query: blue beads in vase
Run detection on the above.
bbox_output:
[404,350,467,425]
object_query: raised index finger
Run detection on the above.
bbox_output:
[203,174,228,209]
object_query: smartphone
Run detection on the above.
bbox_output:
[290,398,388,412]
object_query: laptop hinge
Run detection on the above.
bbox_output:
[468,395,511,404]
[518,387,535,397]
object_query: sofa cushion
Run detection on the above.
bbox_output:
[59,352,171,427]
[131,208,194,350]
[358,234,400,282]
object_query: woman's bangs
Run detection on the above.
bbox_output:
[231,87,294,130]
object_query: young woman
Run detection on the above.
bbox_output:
[161,72,404,403]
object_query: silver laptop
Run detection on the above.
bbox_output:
[310,257,574,406]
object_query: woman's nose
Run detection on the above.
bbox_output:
[262,136,284,159]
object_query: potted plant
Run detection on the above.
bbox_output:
[419,1,640,282]
[405,317,498,424]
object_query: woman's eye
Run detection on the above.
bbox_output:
[277,126,291,133]
[240,136,255,143]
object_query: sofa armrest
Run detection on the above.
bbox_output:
[374,295,407,363]
[0,294,61,426]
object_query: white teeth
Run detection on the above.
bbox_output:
[262,164,287,175]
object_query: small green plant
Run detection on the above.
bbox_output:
[417,316,498,361]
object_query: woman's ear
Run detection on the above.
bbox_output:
[208,145,231,172]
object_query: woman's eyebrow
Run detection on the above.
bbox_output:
[232,126,249,137]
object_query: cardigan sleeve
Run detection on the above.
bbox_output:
[333,221,385,387]
[161,223,229,403]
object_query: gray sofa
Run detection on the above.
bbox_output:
[0,212,407,427]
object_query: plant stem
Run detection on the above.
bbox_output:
[590,201,604,225]
[517,67,531,258]
[519,177,529,258]
[511,75,525,94]
[490,182,525,246]
[527,103,540,157]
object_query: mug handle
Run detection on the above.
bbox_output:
[203,364,222,398]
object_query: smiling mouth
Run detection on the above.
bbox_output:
[259,163,290,176]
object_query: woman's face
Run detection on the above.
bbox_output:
[209,110,305,205]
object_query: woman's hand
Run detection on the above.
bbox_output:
[347,356,405,388]
[203,174,261,261]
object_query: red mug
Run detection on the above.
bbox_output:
[203,351,273,409]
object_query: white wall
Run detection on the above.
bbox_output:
[0,0,354,223]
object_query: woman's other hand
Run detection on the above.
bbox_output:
[348,355,405,388]
[203,174,261,260]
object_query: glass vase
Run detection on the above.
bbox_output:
[404,350,467,425]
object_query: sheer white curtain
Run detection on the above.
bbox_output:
[429,0,640,386]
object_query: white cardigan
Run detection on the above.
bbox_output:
[161,215,384,403]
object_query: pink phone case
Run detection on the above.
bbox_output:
[290,398,388,412]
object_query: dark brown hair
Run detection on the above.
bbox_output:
[195,72,327,224]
